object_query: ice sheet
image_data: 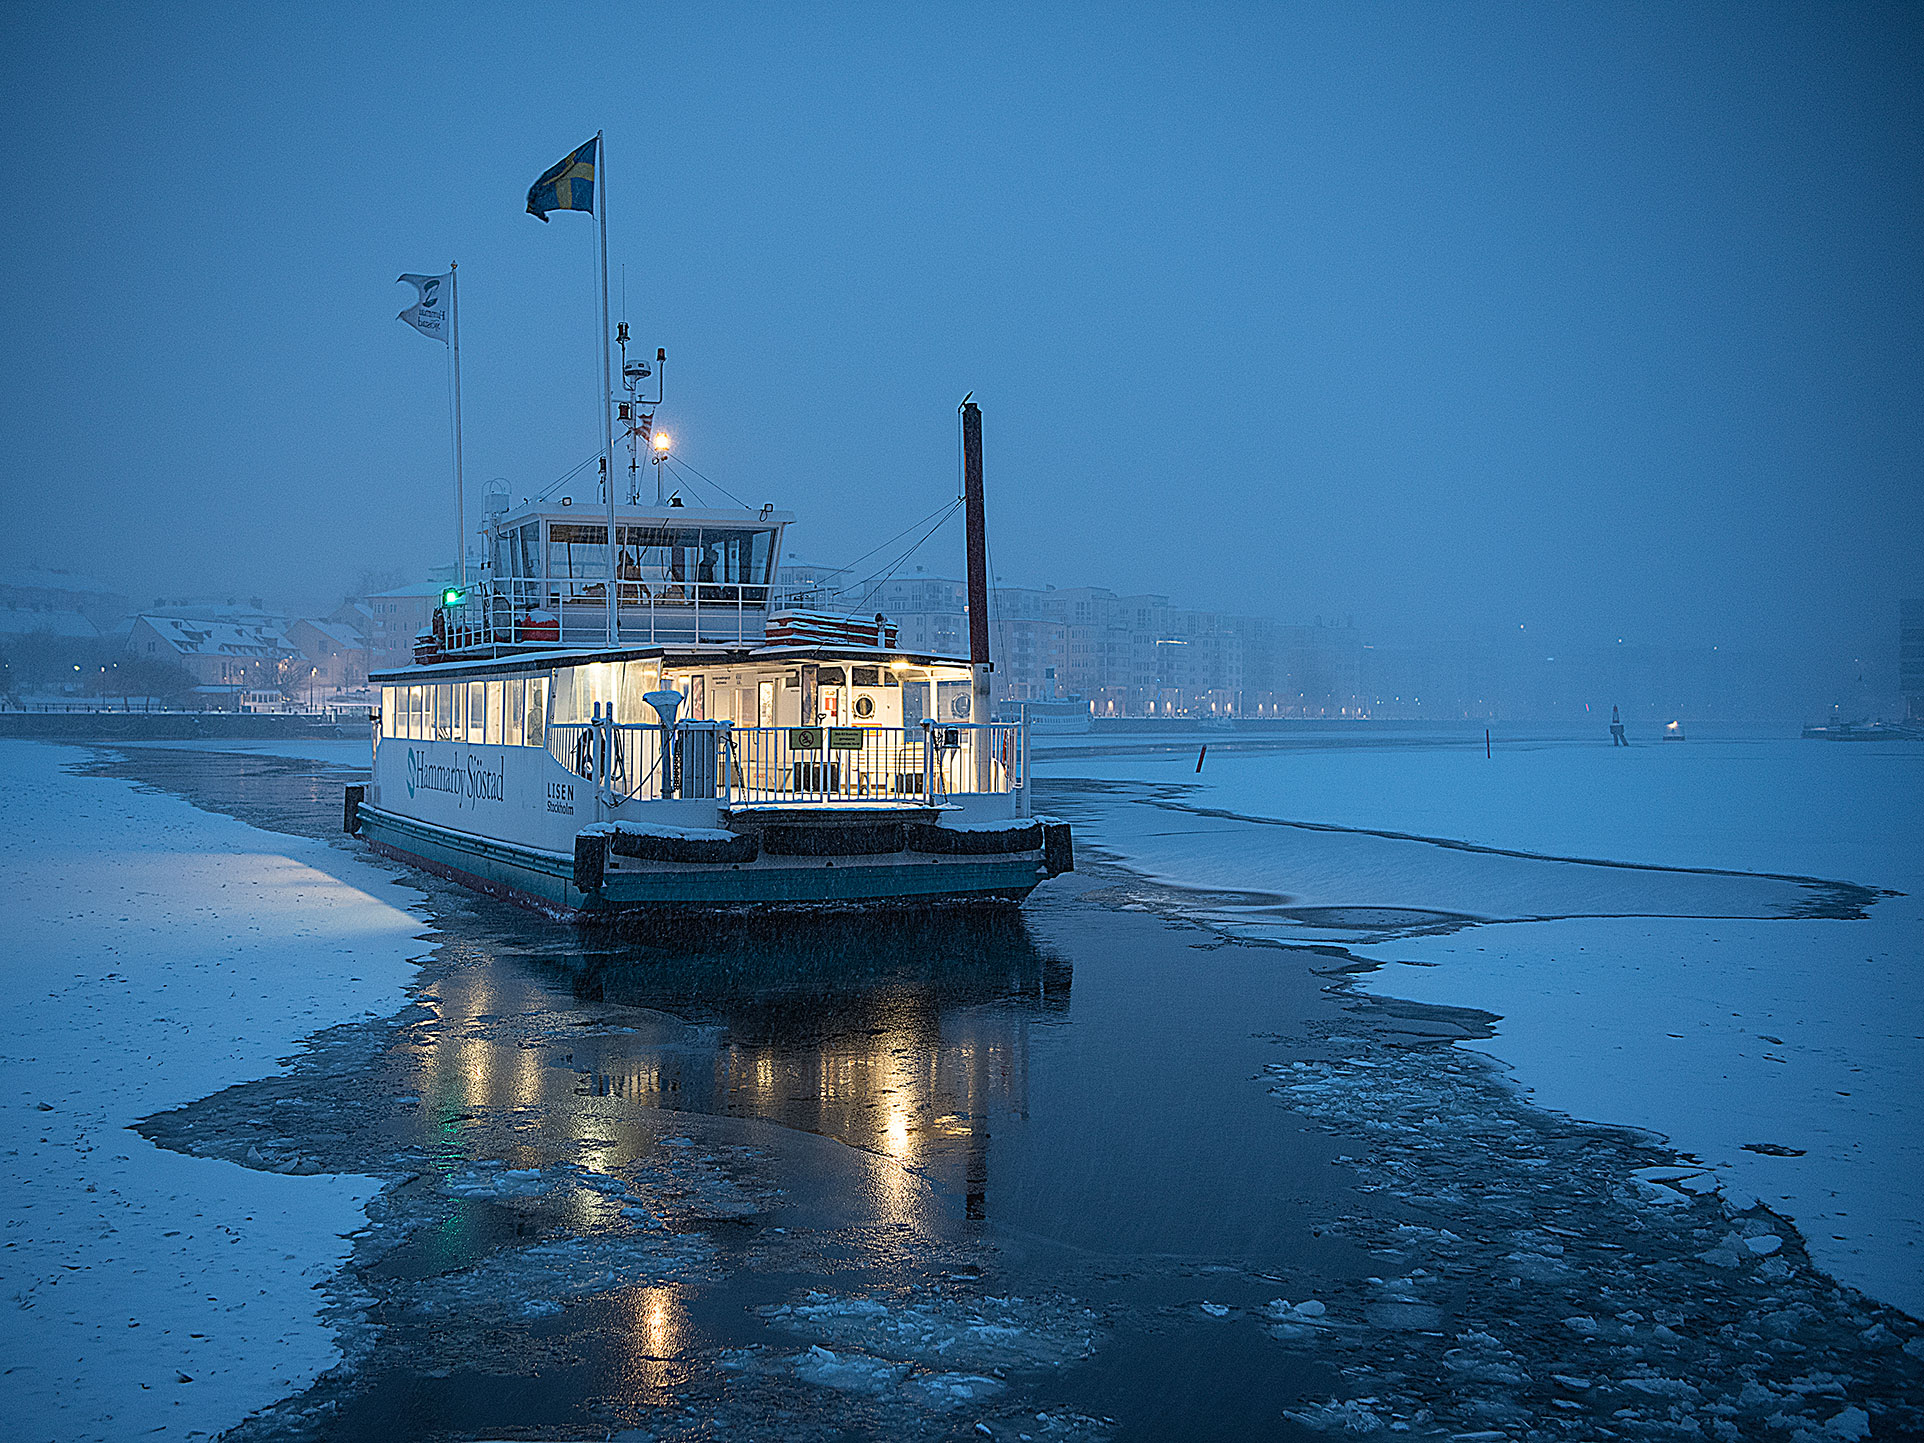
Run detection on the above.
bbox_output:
[0,741,429,1440]
[1037,733,1924,1317]
[110,737,374,768]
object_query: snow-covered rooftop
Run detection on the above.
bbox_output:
[293,618,366,651]
[136,615,296,659]
[0,607,99,639]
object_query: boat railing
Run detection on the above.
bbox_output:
[548,718,1027,808]
[445,576,776,650]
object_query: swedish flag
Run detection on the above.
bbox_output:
[526,137,597,222]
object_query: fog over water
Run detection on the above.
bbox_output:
[1,4,1918,695]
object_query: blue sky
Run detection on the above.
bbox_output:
[1,2,1917,668]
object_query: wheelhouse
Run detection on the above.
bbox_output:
[441,499,793,652]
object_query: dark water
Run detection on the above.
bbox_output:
[97,746,1924,1442]
[105,747,1373,1441]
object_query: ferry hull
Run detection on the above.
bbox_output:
[357,804,1050,918]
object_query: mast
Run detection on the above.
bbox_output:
[596,131,618,647]
[449,261,466,590]
[961,398,993,789]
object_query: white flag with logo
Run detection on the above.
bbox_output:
[397,272,450,343]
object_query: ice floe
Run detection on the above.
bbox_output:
[0,740,428,1441]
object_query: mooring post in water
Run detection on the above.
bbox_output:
[1486,728,1491,759]
[961,396,994,793]
[1197,745,1207,773]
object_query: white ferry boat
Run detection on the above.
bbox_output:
[349,402,1072,919]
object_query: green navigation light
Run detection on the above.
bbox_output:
[441,587,466,607]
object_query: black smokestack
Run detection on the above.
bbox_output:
[961,399,990,668]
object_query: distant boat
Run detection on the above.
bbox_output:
[1662,721,1687,741]
[1016,696,1092,736]
[1800,720,1920,741]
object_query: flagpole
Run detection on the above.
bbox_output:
[595,131,618,648]
[449,261,466,592]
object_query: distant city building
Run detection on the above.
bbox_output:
[356,581,449,672]
[0,604,99,643]
[0,567,129,641]
[776,558,856,603]
[125,614,300,708]
[286,618,369,698]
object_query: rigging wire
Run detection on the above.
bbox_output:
[660,454,751,510]
[848,497,965,610]
[533,447,607,502]
[824,497,965,594]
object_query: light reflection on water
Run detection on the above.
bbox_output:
[412,908,1070,1225]
[611,1284,690,1404]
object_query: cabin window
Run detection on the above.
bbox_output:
[548,666,575,725]
[818,667,846,685]
[548,523,610,581]
[451,680,465,738]
[503,678,525,746]
[484,681,504,745]
[381,686,395,737]
[687,675,705,721]
[850,666,879,687]
[524,676,548,747]
[467,681,485,742]
[606,526,778,594]
[408,685,425,738]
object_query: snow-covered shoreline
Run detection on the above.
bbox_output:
[0,740,430,1441]
[1035,733,1924,1319]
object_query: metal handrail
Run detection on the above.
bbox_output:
[442,575,777,650]
[543,718,1025,809]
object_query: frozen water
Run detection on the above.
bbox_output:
[109,737,375,768]
[759,1288,1103,1373]
[411,1232,716,1320]
[791,1344,911,1394]
[1251,1021,1922,1437]
[1038,733,1924,1317]
[0,740,427,1440]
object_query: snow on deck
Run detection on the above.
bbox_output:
[0,741,429,1440]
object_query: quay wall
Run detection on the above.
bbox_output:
[0,711,363,743]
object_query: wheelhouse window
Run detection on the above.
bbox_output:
[548,523,610,581]
[611,526,776,594]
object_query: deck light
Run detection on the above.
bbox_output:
[652,432,671,452]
